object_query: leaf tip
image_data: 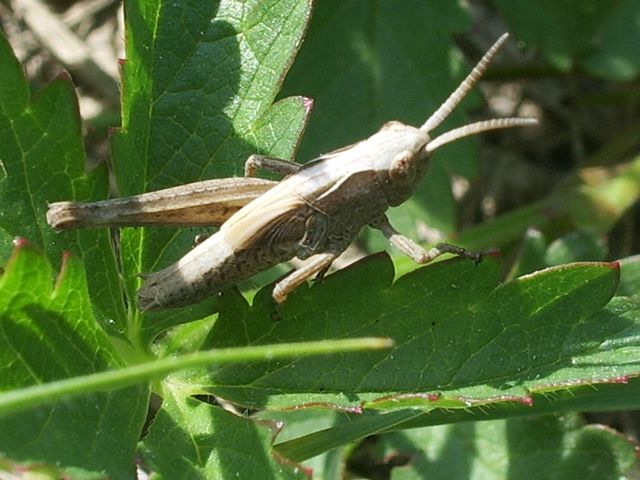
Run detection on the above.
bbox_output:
[54,70,75,85]
[12,236,30,249]
[54,250,78,289]
[61,249,75,262]
[11,237,45,258]
[483,248,502,261]
[301,96,314,113]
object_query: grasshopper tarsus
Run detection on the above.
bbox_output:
[432,243,483,264]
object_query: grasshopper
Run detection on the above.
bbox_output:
[47,34,536,311]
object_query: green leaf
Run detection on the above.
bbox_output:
[112,0,313,321]
[275,375,640,464]
[0,240,148,479]
[4,3,638,475]
[273,294,640,461]
[279,0,477,235]
[202,253,635,411]
[375,415,638,479]
[140,391,308,479]
[0,33,124,329]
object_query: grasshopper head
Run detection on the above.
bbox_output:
[380,34,536,208]
[420,33,537,157]
[373,121,432,206]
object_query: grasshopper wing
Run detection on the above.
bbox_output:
[46,177,277,230]
[221,183,307,250]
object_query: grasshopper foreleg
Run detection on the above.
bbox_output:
[273,252,337,303]
[244,155,302,177]
[370,215,482,264]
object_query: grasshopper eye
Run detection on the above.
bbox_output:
[389,150,417,184]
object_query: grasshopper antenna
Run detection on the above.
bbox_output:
[421,33,510,133]
[421,33,538,153]
[426,117,537,154]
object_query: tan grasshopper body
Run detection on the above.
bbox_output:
[138,122,433,310]
[47,34,537,311]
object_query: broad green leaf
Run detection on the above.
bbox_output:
[0,240,148,479]
[112,0,313,323]
[139,390,308,479]
[279,0,476,235]
[375,415,638,480]
[201,253,636,411]
[273,294,640,462]
[275,374,640,464]
[0,34,124,328]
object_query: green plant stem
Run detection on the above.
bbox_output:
[0,337,393,416]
